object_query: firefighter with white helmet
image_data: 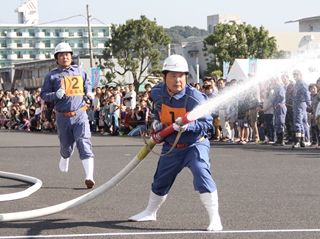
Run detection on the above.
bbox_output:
[129,55,223,231]
[54,42,73,57]
[40,42,96,189]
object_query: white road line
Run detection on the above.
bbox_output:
[2,229,320,238]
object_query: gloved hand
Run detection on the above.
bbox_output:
[175,117,185,126]
[173,117,188,132]
[87,91,95,100]
[173,122,188,132]
[56,88,66,99]
[152,120,164,133]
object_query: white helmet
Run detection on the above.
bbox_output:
[162,55,189,74]
[54,42,73,57]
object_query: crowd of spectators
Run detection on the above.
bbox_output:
[1,72,320,147]
[0,83,153,137]
[0,88,56,132]
[89,83,153,137]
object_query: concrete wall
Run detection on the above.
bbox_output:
[207,14,241,34]
[270,32,320,56]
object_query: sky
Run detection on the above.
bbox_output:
[1,0,320,32]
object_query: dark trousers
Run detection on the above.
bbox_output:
[265,114,274,141]
[311,124,319,144]
[285,106,294,141]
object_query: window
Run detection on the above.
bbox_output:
[28,30,35,37]
[26,70,32,79]
[309,25,314,32]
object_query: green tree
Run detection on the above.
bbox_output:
[203,22,284,75]
[97,15,171,91]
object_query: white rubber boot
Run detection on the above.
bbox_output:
[129,191,167,221]
[59,157,69,172]
[82,158,95,189]
[200,191,223,231]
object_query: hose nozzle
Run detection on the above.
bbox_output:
[151,112,193,144]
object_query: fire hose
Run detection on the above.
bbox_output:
[0,113,193,222]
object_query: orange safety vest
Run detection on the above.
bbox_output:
[158,95,189,126]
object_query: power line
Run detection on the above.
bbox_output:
[38,14,86,25]
[3,14,107,31]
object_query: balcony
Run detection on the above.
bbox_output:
[36,54,46,60]
[97,32,104,37]
[35,43,45,49]
[96,43,104,48]
[22,32,30,37]
[7,54,17,60]
[83,43,90,48]
[59,32,69,38]
[22,43,30,48]
[22,54,30,59]
[7,32,17,38]
[7,43,17,48]
[35,32,45,38]
[83,32,89,37]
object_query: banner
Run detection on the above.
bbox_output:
[91,68,100,89]
[223,62,230,79]
[248,59,257,76]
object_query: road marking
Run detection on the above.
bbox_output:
[2,229,320,238]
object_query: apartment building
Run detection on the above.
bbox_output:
[0,24,110,68]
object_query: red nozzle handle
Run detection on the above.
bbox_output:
[151,112,194,144]
[181,112,193,125]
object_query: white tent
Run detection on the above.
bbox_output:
[227,58,320,84]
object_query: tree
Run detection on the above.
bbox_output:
[165,26,207,43]
[203,22,284,75]
[97,15,171,91]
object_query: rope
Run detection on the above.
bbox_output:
[141,126,184,156]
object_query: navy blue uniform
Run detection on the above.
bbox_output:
[272,84,287,133]
[292,79,311,134]
[40,65,94,160]
[151,82,215,195]
[284,81,295,142]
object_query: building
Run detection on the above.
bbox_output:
[269,32,320,58]
[207,14,241,34]
[0,23,111,91]
[0,24,110,68]
[285,15,320,32]
[0,0,111,91]
[15,0,38,24]
[1,0,110,68]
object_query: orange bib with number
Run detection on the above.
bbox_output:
[61,76,84,97]
[159,104,186,126]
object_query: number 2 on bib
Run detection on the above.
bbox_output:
[63,76,84,96]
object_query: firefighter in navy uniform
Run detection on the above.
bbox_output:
[128,55,223,231]
[281,73,295,144]
[292,70,312,148]
[40,42,95,189]
[271,76,287,146]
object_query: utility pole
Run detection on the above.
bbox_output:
[86,4,94,68]
[167,43,171,56]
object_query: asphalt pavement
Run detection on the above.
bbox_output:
[1,131,320,239]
